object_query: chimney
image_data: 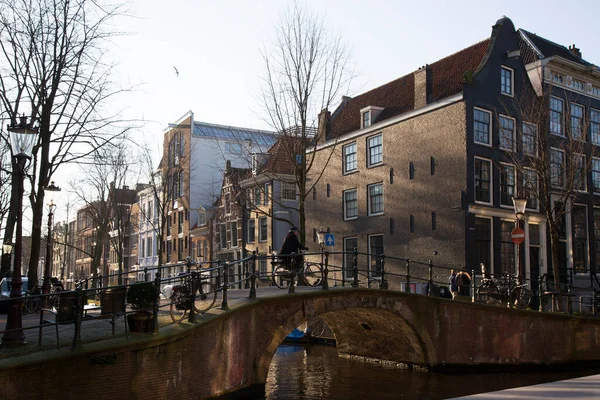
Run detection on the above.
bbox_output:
[317,109,331,143]
[225,159,231,171]
[568,44,582,59]
[414,65,431,109]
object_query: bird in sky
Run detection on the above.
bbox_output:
[173,66,179,77]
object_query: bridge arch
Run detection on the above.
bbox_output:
[256,291,438,383]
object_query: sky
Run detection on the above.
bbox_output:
[51,0,600,221]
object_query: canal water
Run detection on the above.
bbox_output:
[264,344,600,399]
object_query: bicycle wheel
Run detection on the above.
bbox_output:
[511,286,532,309]
[476,281,498,304]
[272,266,291,289]
[169,295,188,323]
[303,262,322,287]
[194,282,217,313]
[24,297,40,314]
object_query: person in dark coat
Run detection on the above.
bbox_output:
[279,227,308,272]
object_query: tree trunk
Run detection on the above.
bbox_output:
[548,223,562,289]
[1,163,18,277]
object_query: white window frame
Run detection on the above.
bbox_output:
[571,103,585,141]
[367,183,384,216]
[281,182,297,201]
[522,122,537,156]
[473,107,492,147]
[550,147,566,188]
[500,66,514,97]
[367,134,383,167]
[361,110,371,128]
[574,153,587,192]
[343,188,358,221]
[343,142,358,174]
[499,114,516,151]
[247,219,255,243]
[258,217,268,242]
[474,157,492,205]
[592,157,600,194]
[550,96,564,137]
[499,163,516,208]
[523,168,539,211]
[591,108,600,145]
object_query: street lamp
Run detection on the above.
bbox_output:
[317,227,325,260]
[42,181,61,300]
[2,115,38,346]
[512,196,528,280]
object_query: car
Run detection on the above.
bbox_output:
[0,276,29,313]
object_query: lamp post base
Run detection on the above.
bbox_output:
[1,300,26,346]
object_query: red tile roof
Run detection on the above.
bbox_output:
[328,38,491,139]
[259,136,302,176]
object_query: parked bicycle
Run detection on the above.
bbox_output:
[23,285,42,314]
[271,254,323,289]
[476,272,532,309]
[169,272,217,323]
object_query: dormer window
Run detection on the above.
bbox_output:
[362,110,371,128]
[360,106,384,129]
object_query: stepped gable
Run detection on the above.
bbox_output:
[328,38,491,139]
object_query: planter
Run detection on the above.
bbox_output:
[127,311,154,333]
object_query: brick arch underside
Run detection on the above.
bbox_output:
[256,297,436,383]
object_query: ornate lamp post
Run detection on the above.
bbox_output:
[512,196,528,280]
[2,115,38,345]
[42,182,61,300]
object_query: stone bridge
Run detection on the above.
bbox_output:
[2,288,600,399]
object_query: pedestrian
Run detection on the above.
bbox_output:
[449,269,458,299]
[279,227,308,273]
[457,267,471,297]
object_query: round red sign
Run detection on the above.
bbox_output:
[511,227,525,245]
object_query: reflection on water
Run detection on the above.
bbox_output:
[264,345,600,400]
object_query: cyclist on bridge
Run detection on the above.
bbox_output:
[280,227,308,273]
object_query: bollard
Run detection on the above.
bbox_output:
[153,272,160,333]
[144,268,148,281]
[428,261,433,296]
[221,264,229,310]
[352,248,359,288]
[568,285,572,315]
[72,287,83,349]
[289,254,297,294]
[188,271,197,323]
[249,252,257,299]
[380,254,388,290]
[405,260,411,293]
[538,279,543,312]
[471,269,476,303]
[322,251,329,290]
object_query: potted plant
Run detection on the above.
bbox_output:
[126,282,157,333]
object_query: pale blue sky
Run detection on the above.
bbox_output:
[110,0,600,139]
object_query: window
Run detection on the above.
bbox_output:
[592,109,600,145]
[550,148,565,187]
[264,184,269,205]
[343,237,357,279]
[572,78,586,92]
[254,187,261,206]
[499,115,515,151]
[362,110,371,128]
[368,183,384,216]
[147,237,152,258]
[594,208,600,275]
[409,162,415,180]
[593,158,600,193]
[140,239,145,260]
[179,171,184,197]
[259,260,267,278]
[501,66,513,96]
[281,182,296,201]
[343,189,358,220]
[550,97,564,136]
[259,217,267,242]
[167,215,172,236]
[500,220,515,275]
[247,219,255,243]
[475,217,492,270]
[500,164,515,207]
[571,103,584,140]
[343,142,357,173]
[178,211,183,233]
[369,234,384,278]
[231,221,238,247]
[572,205,588,274]
[574,154,587,191]
[523,168,538,210]
[474,108,491,145]
[367,134,383,167]
[220,224,227,249]
[474,158,491,203]
[522,123,536,155]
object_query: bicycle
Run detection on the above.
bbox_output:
[23,285,42,314]
[271,255,323,289]
[476,272,532,309]
[169,272,217,323]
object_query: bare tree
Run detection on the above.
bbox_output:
[0,0,133,284]
[259,2,353,242]
[499,82,597,287]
